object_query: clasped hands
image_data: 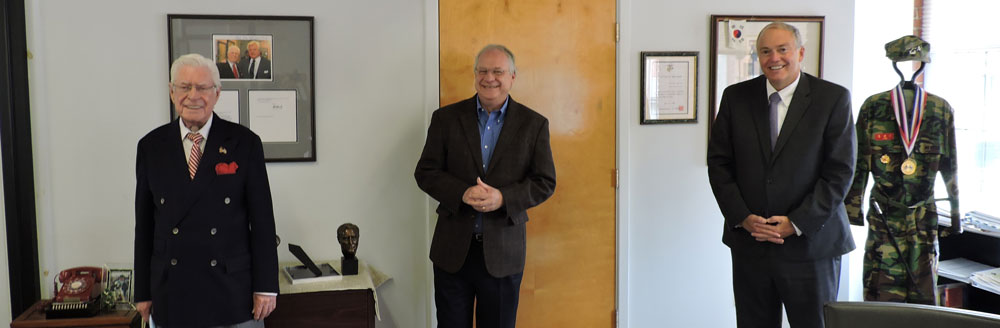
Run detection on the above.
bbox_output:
[742,214,795,244]
[463,177,503,212]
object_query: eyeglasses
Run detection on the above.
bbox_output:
[171,83,217,95]
[475,68,509,77]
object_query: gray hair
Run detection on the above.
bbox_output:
[474,44,517,74]
[169,53,221,88]
[757,22,803,49]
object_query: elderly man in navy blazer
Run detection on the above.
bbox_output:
[415,44,556,328]
[134,53,278,327]
[708,22,856,328]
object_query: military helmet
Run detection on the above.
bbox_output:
[885,35,931,63]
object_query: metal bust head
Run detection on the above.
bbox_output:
[337,223,359,259]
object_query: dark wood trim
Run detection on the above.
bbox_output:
[1,0,42,317]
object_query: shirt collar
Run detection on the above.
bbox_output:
[475,95,510,117]
[179,114,214,141]
[766,72,801,103]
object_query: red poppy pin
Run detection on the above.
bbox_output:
[216,162,238,175]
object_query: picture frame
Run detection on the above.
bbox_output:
[708,15,825,127]
[105,268,133,309]
[168,14,316,162]
[640,51,698,124]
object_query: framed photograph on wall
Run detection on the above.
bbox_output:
[640,51,698,124]
[708,15,824,127]
[168,14,316,162]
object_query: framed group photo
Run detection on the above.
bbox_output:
[168,14,316,162]
[708,15,825,127]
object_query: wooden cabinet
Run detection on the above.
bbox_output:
[11,300,139,328]
[264,289,375,328]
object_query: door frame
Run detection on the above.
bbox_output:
[423,1,629,327]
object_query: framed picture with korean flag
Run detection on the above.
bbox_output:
[708,15,825,127]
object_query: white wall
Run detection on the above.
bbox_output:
[25,1,428,327]
[618,0,856,327]
[20,0,863,326]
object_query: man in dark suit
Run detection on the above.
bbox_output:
[414,44,556,328]
[708,22,856,328]
[217,45,244,79]
[134,53,278,328]
[240,41,271,79]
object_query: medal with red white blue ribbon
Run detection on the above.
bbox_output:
[890,84,926,155]
[890,83,925,175]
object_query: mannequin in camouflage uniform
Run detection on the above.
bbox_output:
[845,35,962,304]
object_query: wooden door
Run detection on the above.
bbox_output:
[440,0,617,326]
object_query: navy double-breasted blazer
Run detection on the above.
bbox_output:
[134,115,278,327]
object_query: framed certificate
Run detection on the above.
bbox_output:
[168,14,316,162]
[640,51,698,124]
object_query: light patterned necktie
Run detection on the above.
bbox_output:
[768,92,781,150]
[186,132,203,179]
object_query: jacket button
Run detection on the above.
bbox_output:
[160,198,165,205]
[210,228,217,235]
[224,197,231,205]
[210,259,217,267]
[172,228,179,235]
[170,259,178,266]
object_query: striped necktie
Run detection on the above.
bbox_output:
[186,132,203,179]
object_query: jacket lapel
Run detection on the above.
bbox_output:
[772,73,811,160]
[486,97,524,175]
[749,77,774,160]
[458,97,486,176]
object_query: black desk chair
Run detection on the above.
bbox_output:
[824,301,1000,328]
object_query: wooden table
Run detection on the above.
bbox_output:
[264,289,375,328]
[263,259,388,327]
[11,300,140,328]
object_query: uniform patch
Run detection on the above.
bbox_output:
[874,133,896,141]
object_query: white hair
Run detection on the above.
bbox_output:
[169,53,221,87]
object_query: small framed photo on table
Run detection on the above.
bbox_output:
[106,268,134,309]
[640,51,698,124]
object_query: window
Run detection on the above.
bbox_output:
[924,0,1000,216]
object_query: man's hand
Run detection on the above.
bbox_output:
[465,178,504,212]
[742,214,785,244]
[252,294,277,321]
[135,301,152,322]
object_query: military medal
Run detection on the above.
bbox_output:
[901,158,917,175]
[880,154,890,164]
[890,83,926,175]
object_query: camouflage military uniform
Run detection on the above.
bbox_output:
[845,87,960,304]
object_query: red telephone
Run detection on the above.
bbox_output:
[46,266,104,318]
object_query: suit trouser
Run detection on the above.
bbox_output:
[153,319,264,328]
[732,250,841,328]
[434,237,523,328]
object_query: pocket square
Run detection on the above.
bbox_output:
[215,162,239,175]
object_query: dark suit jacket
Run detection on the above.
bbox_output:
[708,73,857,261]
[134,115,278,327]
[414,95,556,278]
[240,57,271,79]
[217,61,243,79]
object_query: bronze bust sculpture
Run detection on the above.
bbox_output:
[337,223,359,275]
